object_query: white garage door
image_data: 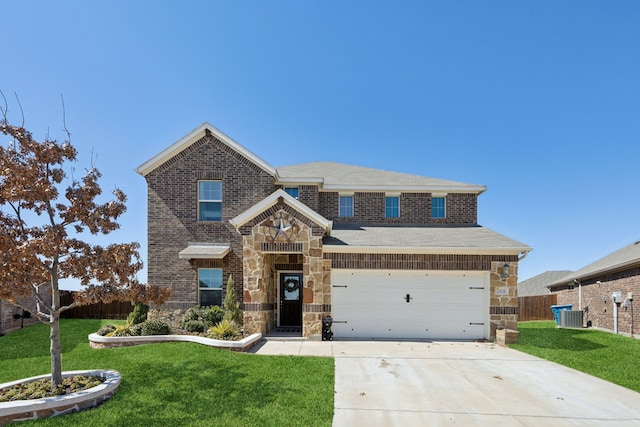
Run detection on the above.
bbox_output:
[331,270,489,340]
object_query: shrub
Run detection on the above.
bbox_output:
[96,324,117,336]
[140,319,170,336]
[127,302,149,325]
[223,275,242,325]
[180,306,205,329]
[130,323,144,336]
[202,306,225,327]
[207,319,241,341]
[107,324,136,337]
[183,320,206,333]
[180,306,225,331]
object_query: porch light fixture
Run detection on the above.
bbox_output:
[501,263,510,280]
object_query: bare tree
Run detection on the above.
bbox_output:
[0,95,169,389]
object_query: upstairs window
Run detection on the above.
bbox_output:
[198,180,222,221]
[432,196,446,218]
[198,268,223,306]
[284,187,299,199]
[339,195,354,217]
[385,196,400,218]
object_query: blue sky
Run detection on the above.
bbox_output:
[3,1,640,289]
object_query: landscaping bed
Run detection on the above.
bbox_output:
[0,319,334,426]
[0,370,120,425]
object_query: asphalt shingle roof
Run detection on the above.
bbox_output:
[518,271,573,297]
[277,162,485,192]
[549,240,640,288]
[324,224,531,253]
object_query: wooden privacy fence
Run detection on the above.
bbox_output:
[518,294,557,321]
[60,291,133,320]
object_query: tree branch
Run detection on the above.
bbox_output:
[0,90,7,120]
[12,92,25,128]
[61,94,71,144]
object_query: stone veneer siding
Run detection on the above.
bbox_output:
[241,208,327,337]
[318,191,477,224]
[145,133,276,309]
[552,266,640,336]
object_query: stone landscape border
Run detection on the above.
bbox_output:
[88,332,263,351]
[0,369,120,425]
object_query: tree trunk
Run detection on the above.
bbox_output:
[49,314,63,388]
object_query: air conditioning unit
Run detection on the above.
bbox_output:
[559,310,583,328]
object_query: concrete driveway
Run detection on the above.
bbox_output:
[251,339,640,426]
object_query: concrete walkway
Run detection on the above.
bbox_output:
[250,338,640,426]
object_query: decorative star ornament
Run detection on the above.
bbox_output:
[268,212,297,242]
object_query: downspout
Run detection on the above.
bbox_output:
[574,279,582,311]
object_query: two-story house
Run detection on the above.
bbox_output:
[136,123,531,340]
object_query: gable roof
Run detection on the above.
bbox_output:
[229,189,333,233]
[518,271,572,297]
[137,124,486,194]
[323,224,531,256]
[276,162,486,193]
[136,122,277,177]
[549,240,640,288]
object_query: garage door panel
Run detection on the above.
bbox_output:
[332,270,488,339]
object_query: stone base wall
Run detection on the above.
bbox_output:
[243,310,274,335]
[489,261,519,338]
[496,328,520,345]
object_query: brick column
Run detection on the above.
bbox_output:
[489,261,519,338]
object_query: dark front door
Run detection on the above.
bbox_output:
[280,273,302,327]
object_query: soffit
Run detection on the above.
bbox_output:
[323,224,531,255]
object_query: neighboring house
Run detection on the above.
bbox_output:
[518,271,572,297]
[0,299,38,335]
[136,123,531,340]
[548,240,640,335]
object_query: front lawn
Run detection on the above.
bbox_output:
[510,321,640,392]
[0,319,334,426]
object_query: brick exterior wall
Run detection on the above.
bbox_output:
[318,191,477,224]
[325,253,518,270]
[1,299,40,335]
[145,134,275,309]
[298,185,319,212]
[552,267,640,336]
[143,128,513,338]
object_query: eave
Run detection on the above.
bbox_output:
[229,189,333,234]
[323,245,530,256]
[136,122,277,177]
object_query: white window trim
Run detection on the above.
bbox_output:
[385,194,400,218]
[338,194,354,218]
[432,195,446,218]
[198,180,222,222]
[198,268,223,306]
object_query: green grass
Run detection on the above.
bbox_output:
[0,319,334,426]
[510,321,640,392]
